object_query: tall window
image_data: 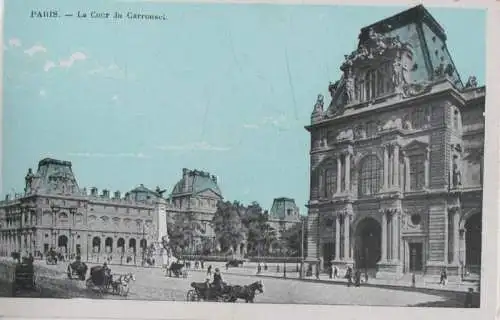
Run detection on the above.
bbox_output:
[453,108,461,131]
[366,121,377,138]
[409,155,426,190]
[324,167,337,198]
[411,107,429,129]
[358,155,383,196]
[365,70,376,100]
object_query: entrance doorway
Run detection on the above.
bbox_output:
[354,218,381,270]
[322,243,334,269]
[409,243,423,272]
[465,212,482,274]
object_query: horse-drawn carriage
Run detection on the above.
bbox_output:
[12,259,39,297]
[67,258,88,280]
[46,250,58,265]
[165,262,187,278]
[186,280,264,303]
[85,265,135,296]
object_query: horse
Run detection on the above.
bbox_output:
[67,260,88,280]
[111,272,136,296]
[228,280,264,303]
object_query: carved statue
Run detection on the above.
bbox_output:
[465,76,478,88]
[345,72,355,104]
[155,186,166,197]
[336,128,354,141]
[392,60,402,88]
[313,94,324,113]
[328,81,339,98]
[24,168,34,194]
[452,161,462,187]
[402,115,413,130]
[355,125,366,139]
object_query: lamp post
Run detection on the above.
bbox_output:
[300,218,305,279]
[69,207,77,259]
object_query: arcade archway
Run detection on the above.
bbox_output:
[465,212,482,272]
[58,235,68,252]
[354,217,381,270]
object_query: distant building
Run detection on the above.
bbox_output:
[305,5,484,277]
[267,197,301,237]
[0,158,168,265]
[167,168,223,253]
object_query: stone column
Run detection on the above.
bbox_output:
[444,210,449,264]
[336,157,342,194]
[404,155,410,191]
[343,213,350,260]
[345,152,351,192]
[391,211,399,262]
[306,212,320,261]
[381,210,387,262]
[424,148,430,188]
[335,215,341,261]
[453,210,460,264]
[383,145,389,190]
[393,144,400,188]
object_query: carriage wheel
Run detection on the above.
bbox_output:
[186,289,197,301]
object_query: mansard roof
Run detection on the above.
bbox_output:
[309,5,478,125]
[27,158,81,195]
[269,197,299,219]
[170,168,222,198]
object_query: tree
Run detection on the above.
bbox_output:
[167,212,201,256]
[280,217,307,257]
[212,201,247,253]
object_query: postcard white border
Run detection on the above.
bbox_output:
[0,0,498,319]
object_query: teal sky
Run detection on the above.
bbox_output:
[2,1,485,214]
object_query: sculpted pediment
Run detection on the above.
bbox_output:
[196,188,222,200]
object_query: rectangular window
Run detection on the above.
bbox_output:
[410,155,426,190]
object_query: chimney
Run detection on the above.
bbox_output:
[102,189,110,198]
[114,191,121,199]
[90,187,98,197]
[211,175,217,184]
[182,168,190,192]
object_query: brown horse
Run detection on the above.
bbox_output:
[228,280,264,303]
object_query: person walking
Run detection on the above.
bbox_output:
[439,268,447,286]
[315,264,320,280]
[333,265,338,279]
[207,265,212,276]
[257,263,262,274]
[328,265,333,279]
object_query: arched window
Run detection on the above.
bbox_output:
[324,166,337,197]
[358,155,383,196]
[365,70,376,100]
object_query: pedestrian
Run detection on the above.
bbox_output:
[264,263,268,271]
[439,267,447,286]
[354,269,361,287]
[225,262,229,271]
[346,266,353,287]
[201,259,204,269]
[464,288,474,308]
[257,263,262,274]
[328,265,333,279]
[411,273,416,287]
[207,265,212,276]
[333,266,338,279]
[315,265,320,280]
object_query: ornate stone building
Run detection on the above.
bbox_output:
[0,158,169,265]
[267,197,302,238]
[167,168,223,252]
[305,5,484,277]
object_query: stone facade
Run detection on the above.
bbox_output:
[267,197,301,238]
[167,168,223,252]
[305,5,484,277]
[0,158,169,266]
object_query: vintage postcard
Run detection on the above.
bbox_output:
[0,0,498,319]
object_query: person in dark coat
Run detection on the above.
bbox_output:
[328,265,333,279]
[439,268,447,286]
[354,269,361,287]
[213,268,224,293]
[345,266,353,287]
[464,288,474,308]
[207,265,212,276]
[333,266,338,279]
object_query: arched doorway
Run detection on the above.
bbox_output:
[129,238,137,254]
[354,218,381,271]
[58,235,68,253]
[117,238,125,255]
[92,237,101,253]
[105,237,113,253]
[465,212,482,274]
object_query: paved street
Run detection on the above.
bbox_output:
[0,259,471,307]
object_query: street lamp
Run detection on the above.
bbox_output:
[69,207,77,259]
[300,218,305,279]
